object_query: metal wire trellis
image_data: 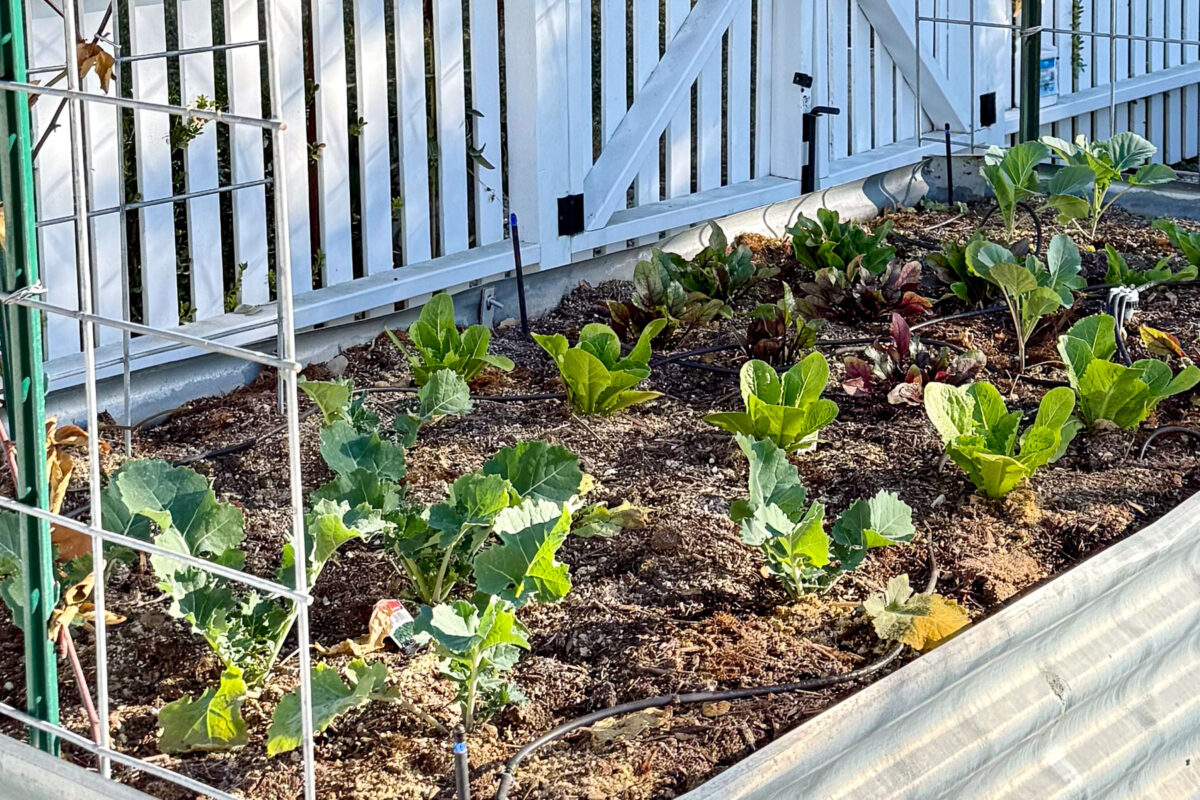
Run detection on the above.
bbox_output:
[0,0,320,796]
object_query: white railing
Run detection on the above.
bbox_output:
[22,0,1200,397]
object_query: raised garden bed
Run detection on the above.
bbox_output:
[2,194,1199,800]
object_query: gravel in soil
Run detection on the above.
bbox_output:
[1,202,1198,800]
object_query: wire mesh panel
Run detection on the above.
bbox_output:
[0,0,320,796]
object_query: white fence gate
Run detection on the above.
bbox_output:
[22,0,1200,394]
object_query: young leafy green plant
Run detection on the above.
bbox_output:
[665,220,777,302]
[926,234,995,307]
[1041,133,1177,240]
[101,459,387,753]
[965,234,1085,371]
[729,435,915,598]
[706,354,839,452]
[267,659,397,755]
[1152,219,1200,271]
[534,320,667,415]
[789,208,895,276]
[843,313,987,406]
[797,257,932,323]
[1104,244,1197,287]
[1057,314,1200,430]
[393,368,475,447]
[414,595,530,730]
[387,293,515,385]
[605,251,728,342]
[862,574,969,651]
[737,284,824,365]
[980,140,1049,243]
[924,382,1081,498]
[383,441,585,605]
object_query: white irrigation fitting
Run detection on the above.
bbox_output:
[680,488,1200,800]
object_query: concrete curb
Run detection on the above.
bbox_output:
[680,489,1200,800]
[0,733,153,799]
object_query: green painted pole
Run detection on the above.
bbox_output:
[0,0,59,753]
[1019,0,1043,143]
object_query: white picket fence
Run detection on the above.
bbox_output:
[23,0,1200,391]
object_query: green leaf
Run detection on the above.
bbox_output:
[1046,164,1094,195]
[1019,287,1063,339]
[923,382,975,444]
[157,668,249,754]
[1045,194,1091,223]
[1129,162,1176,186]
[716,358,838,452]
[477,499,573,606]
[267,659,394,756]
[298,378,354,426]
[482,441,584,505]
[417,369,473,420]
[1105,132,1158,173]
[319,421,407,482]
[989,262,1039,296]
[830,491,915,570]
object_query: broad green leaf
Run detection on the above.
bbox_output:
[267,659,393,756]
[482,441,584,505]
[1019,287,1064,338]
[560,349,616,414]
[319,421,406,482]
[863,574,969,651]
[157,668,249,754]
[734,434,808,522]
[989,262,1038,296]
[767,503,830,571]
[417,369,473,420]
[1130,163,1176,186]
[1105,132,1158,173]
[781,351,830,406]
[1046,164,1093,195]
[577,323,622,367]
[923,382,975,444]
[1045,194,1091,223]
[965,240,1017,281]
[830,490,915,570]
[477,499,573,606]
[740,359,783,406]
[616,318,668,370]
[298,378,354,426]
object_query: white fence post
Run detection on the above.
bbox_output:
[768,0,810,180]
[504,0,573,269]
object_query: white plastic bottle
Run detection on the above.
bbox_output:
[1039,45,1059,107]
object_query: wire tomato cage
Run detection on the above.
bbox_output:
[0,0,321,796]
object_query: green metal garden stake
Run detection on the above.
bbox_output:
[0,0,60,754]
[1019,0,1043,143]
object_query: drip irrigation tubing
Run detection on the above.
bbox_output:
[1139,427,1200,460]
[976,201,1043,255]
[492,538,940,800]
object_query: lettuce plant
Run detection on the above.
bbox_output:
[1041,133,1176,240]
[797,257,932,323]
[706,354,839,452]
[730,435,915,598]
[387,293,515,385]
[1153,219,1200,271]
[534,320,666,415]
[980,141,1049,243]
[606,252,728,341]
[738,284,824,365]
[1104,244,1196,287]
[924,382,1081,498]
[415,595,529,730]
[666,220,777,302]
[101,459,387,753]
[843,313,987,405]
[384,441,585,605]
[965,234,1085,371]
[789,208,895,276]
[1057,314,1200,430]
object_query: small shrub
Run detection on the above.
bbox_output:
[926,234,995,307]
[387,293,514,385]
[1042,133,1176,240]
[606,252,729,342]
[843,313,987,405]
[706,353,839,452]
[1057,314,1200,430]
[667,220,777,302]
[534,321,666,415]
[924,381,1081,498]
[738,284,824,365]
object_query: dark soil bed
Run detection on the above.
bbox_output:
[2,202,1199,800]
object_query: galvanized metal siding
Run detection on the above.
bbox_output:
[681,490,1200,800]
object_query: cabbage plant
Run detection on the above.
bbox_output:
[387,293,515,385]
[706,353,839,452]
[1041,133,1176,241]
[924,382,1080,498]
[980,140,1049,243]
[1057,314,1200,430]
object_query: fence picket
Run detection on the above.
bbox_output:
[633,0,660,204]
[433,0,469,255]
[469,0,505,245]
[753,0,774,178]
[698,44,723,190]
[224,0,270,306]
[728,1,752,183]
[851,4,872,154]
[178,0,223,320]
[312,0,353,283]
[354,0,395,272]
[394,0,432,264]
[130,0,179,330]
[827,0,850,162]
[666,0,693,194]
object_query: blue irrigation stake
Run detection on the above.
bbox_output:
[508,213,529,338]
